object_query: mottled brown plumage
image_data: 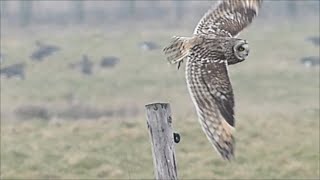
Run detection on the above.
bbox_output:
[194,0,263,37]
[163,0,262,160]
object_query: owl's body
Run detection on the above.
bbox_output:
[164,0,263,160]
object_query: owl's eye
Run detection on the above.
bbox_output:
[237,46,245,52]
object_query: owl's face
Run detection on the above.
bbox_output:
[233,40,249,61]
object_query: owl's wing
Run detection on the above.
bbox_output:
[194,0,263,37]
[186,49,235,160]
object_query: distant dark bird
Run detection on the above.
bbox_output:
[0,63,26,79]
[69,55,93,75]
[300,56,319,68]
[80,56,93,75]
[305,36,320,46]
[138,41,160,51]
[100,56,119,68]
[30,41,60,61]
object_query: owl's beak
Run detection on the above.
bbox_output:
[245,49,250,56]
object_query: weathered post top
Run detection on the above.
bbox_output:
[145,103,178,180]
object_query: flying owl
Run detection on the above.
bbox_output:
[163,0,263,160]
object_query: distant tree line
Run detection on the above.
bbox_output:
[0,0,318,27]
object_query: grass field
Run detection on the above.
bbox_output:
[1,20,319,179]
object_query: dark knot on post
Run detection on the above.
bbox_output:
[173,132,180,143]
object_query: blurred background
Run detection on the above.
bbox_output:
[0,0,319,179]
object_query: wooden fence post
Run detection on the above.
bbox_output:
[145,103,178,180]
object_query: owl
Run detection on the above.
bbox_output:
[163,0,263,160]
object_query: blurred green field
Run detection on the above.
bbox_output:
[1,21,319,179]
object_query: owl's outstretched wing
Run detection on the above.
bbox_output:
[186,47,235,160]
[194,0,263,37]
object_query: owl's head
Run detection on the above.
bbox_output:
[233,39,249,61]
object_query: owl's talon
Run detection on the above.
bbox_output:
[177,62,181,70]
[177,60,184,70]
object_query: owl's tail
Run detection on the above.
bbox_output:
[163,36,194,64]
